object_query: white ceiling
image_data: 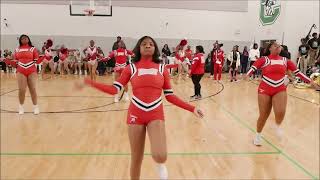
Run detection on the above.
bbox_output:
[1,0,248,12]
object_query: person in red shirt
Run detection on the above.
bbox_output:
[40,39,55,79]
[58,45,75,75]
[190,45,205,99]
[212,43,224,81]
[83,40,99,80]
[246,42,320,146]
[13,34,40,115]
[76,36,204,180]
[103,40,134,102]
[185,45,193,62]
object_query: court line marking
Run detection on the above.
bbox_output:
[0,79,224,114]
[0,89,18,96]
[3,79,317,178]
[210,97,319,180]
[3,95,114,98]
[0,151,279,156]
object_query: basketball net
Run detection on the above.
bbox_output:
[84,9,95,16]
[84,0,95,16]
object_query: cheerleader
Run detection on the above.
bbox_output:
[246,42,320,146]
[13,34,40,115]
[74,50,83,75]
[40,39,55,78]
[175,39,189,77]
[102,40,134,102]
[212,43,224,82]
[83,40,98,80]
[76,36,204,180]
[58,45,75,75]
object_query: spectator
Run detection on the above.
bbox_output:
[97,47,107,76]
[228,46,240,82]
[298,38,310,74]
[249,43,260,79]
[112,36,126,50]
[161,44,171,57]
[240,46,249,74]
[0,50,6,73]
[307,32,318,66]
[161,44,171,64]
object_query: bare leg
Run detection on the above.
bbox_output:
[256,94,273,133]
[17,73,28,105]
[27,72,38,105]
[128,125,146,180]
[272,91,287,126]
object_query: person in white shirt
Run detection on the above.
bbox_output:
[249,43,260,79]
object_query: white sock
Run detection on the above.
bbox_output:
[33,104,39,108]
[19,104,24,109]
[157,163,168,180]
[275,125,283,136]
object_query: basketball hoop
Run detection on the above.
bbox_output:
[84,9,95,16]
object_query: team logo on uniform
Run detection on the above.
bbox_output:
[259,0,281,26]
[130,115,137,124]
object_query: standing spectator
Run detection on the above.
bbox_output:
[97,47,106,76]
[298,38,310,74]
[228,46,240,82]
[209,43,218,78]
[112,36,126,51]
[249,43,260,79]
[161,44,171,65]
[161,44,171,57]
[0,50,7,73]
[316,34,320,64]
[190,45,205,99]
[240,46,249,74]
[307,32,318,66]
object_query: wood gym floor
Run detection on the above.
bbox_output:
[0,73,319,179]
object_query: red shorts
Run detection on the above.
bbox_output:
[258,82,287,96]
[114,67,125,74]
[43,56,52,63]
[10,61,17,68]
[127,103,164,125]
[17,66,37,77]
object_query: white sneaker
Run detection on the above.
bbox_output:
[84,71,87,75]
[253,133,262,146]
[275,126,283,139]
[157,164,168,180]
[33,105,40,115]
[124,93,130,101]
[210,75,213,79]
[18,104,24,115]
[114,95,119,103]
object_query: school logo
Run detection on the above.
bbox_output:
[259,0,281,26]
[130,115,137,124]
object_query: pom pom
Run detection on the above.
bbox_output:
[45,39,53,48]
[60,48,68,54]
[179,39,188,46]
